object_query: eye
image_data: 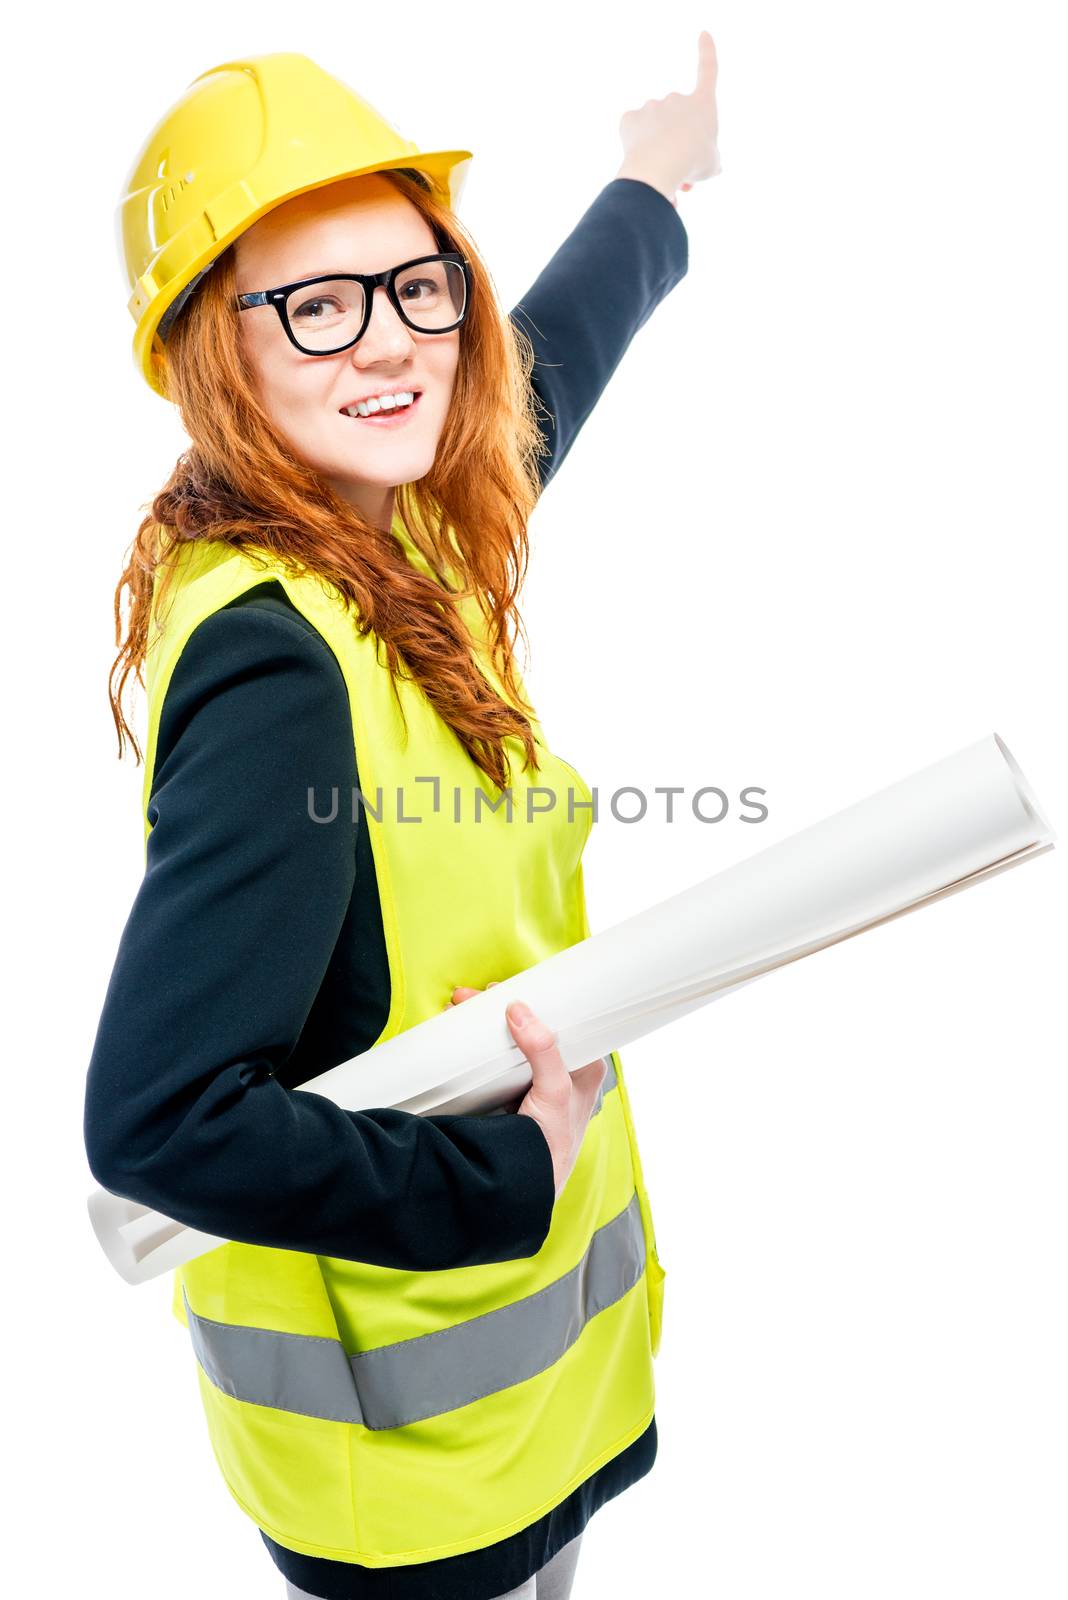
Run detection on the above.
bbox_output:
[399,278,438,301]
[291,295,347,322]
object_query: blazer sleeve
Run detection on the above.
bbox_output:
[82,601,557,1272]
[509,176,689,490]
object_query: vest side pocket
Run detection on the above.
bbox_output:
[646,1244,667,1359]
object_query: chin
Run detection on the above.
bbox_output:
[342,444,439,486]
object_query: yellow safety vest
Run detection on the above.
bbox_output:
[140,511,667,1568]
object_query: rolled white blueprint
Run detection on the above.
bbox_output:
[87,732,1054,1285]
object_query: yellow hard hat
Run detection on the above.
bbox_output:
[118,52,473,395]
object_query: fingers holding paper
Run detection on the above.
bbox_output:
[451,984,608,1199]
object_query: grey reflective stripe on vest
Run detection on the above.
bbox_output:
[184,1187,646,1431]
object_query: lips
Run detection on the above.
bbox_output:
[339,389,422,417]
[339,391,423,428]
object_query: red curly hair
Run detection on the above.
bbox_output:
[108,167,551,791]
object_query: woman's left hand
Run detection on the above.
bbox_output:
[449,983,498,1004]
[615,29,722,207]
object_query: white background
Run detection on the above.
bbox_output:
[4,2,1065,1596]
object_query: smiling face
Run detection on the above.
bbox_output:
[232,173,461,530]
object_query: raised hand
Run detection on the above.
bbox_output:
[615,29,722,207]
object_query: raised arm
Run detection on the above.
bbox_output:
[511,30,721,492]
[510,178,688,492]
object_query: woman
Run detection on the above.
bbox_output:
[84,39,720,1600]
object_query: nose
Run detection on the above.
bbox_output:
[350,284,417,368]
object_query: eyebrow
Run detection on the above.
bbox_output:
[277,256,438,283]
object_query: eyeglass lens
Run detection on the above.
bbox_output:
[285,260,467,351]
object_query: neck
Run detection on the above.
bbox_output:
[327,479,396,534]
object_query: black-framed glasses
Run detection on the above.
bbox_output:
[236,251,471,355]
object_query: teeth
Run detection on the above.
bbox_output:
[345,390,415,418]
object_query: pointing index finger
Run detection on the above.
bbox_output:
[695,30,718,96]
